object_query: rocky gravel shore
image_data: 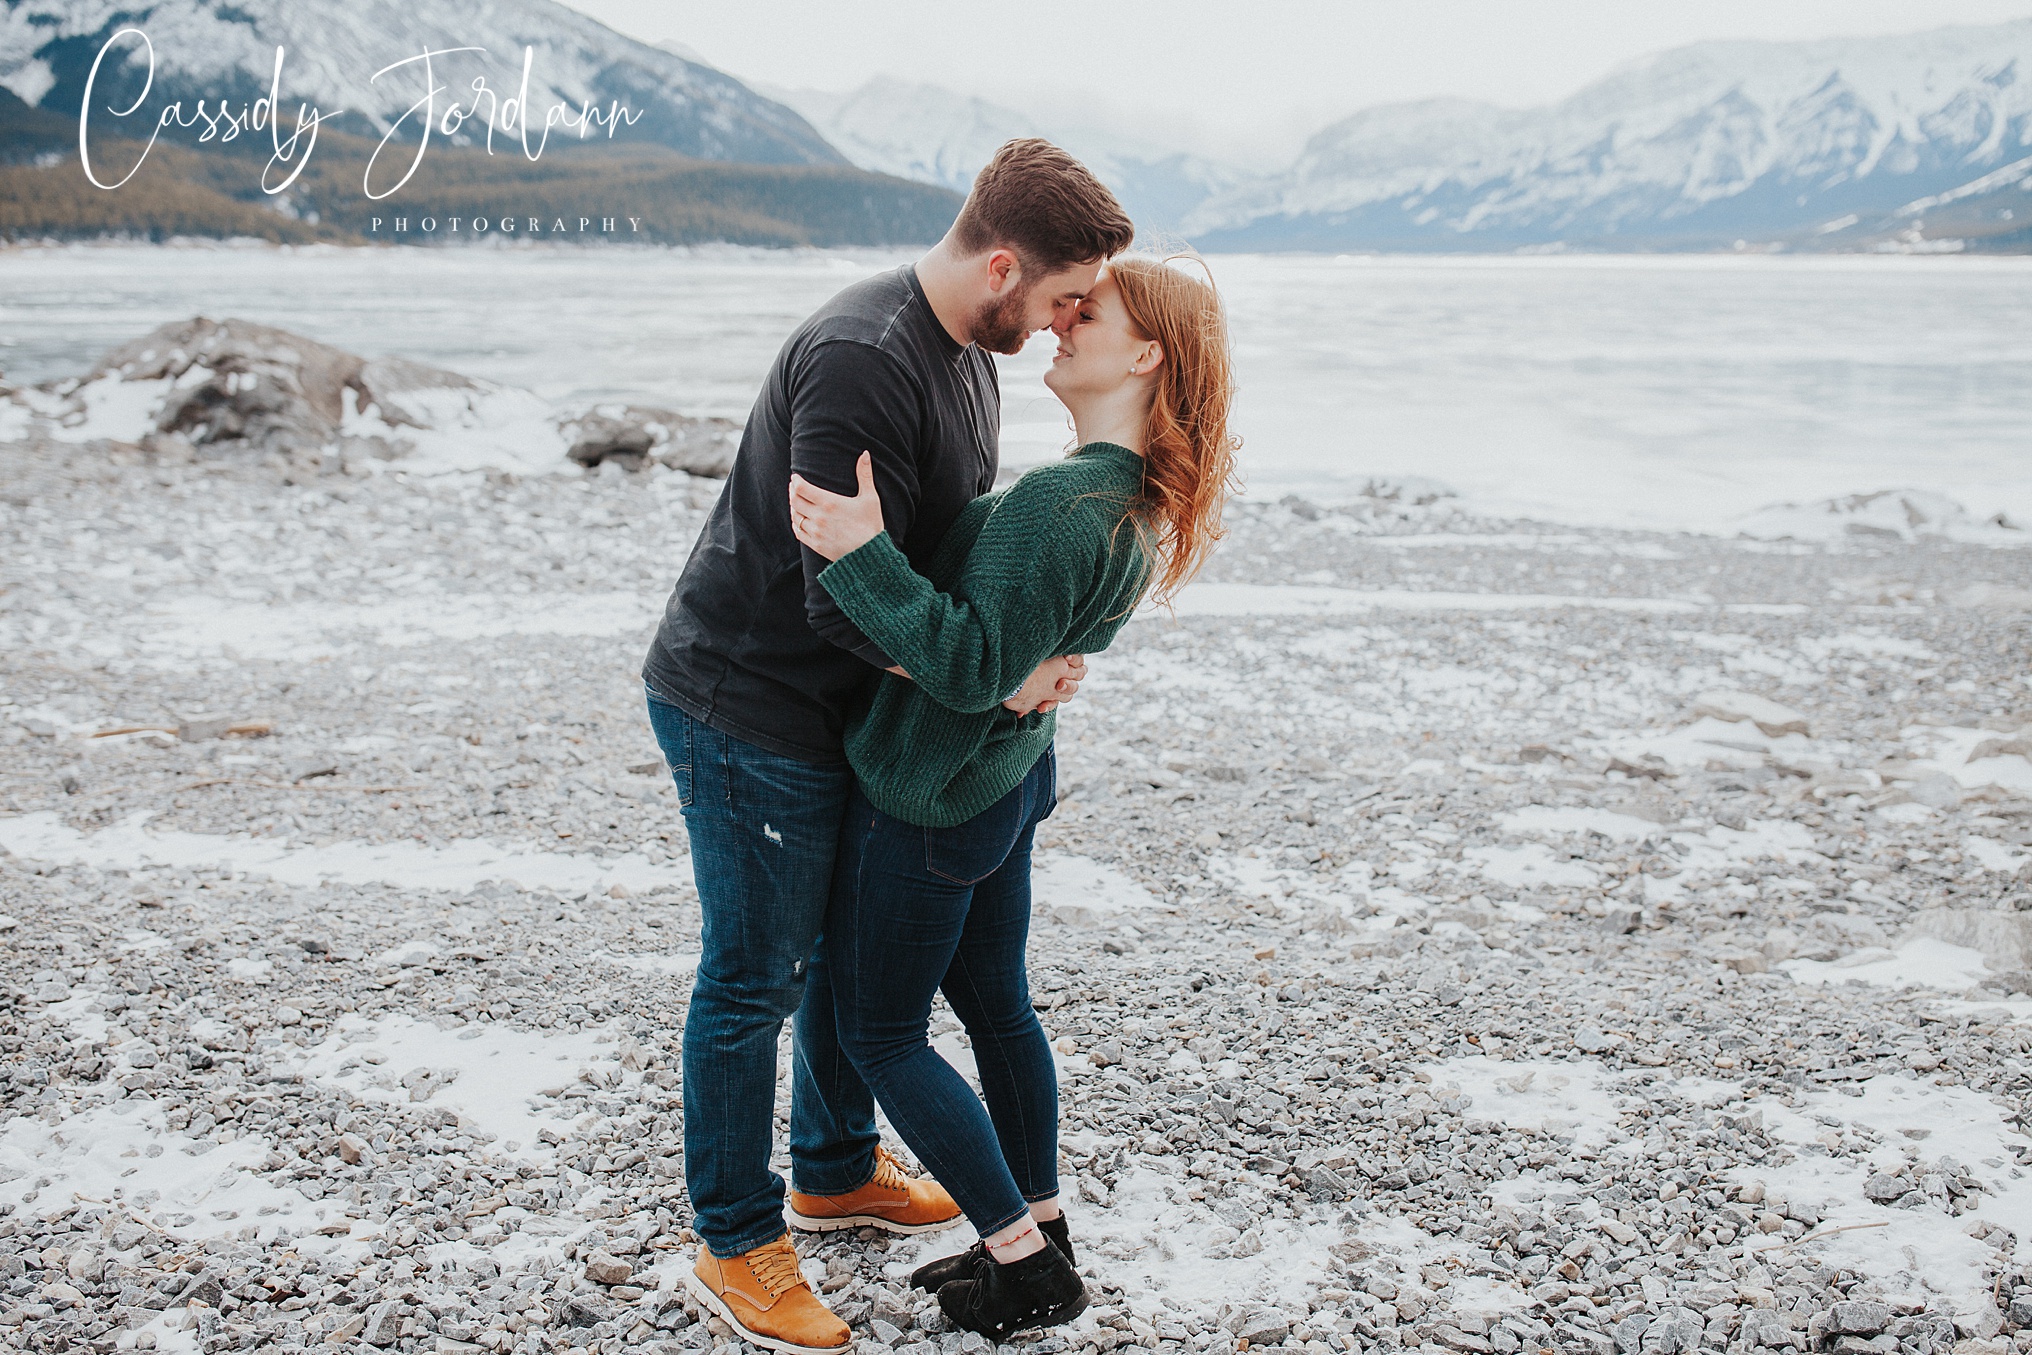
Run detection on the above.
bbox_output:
[1,438,2029,1355]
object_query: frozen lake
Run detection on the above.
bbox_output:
[3,242,2028,533]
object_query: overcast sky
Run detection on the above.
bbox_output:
[555,0,2032,163]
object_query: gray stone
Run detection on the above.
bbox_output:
[557,1295,610,1329]
[364,1300,404,1347]
[176,1271,223,1308]
[1431,1325,1494,1354]
[1693,689,1810,738]
[1823,1301,1890,1337]
[1233,1310,1289,1346]
[560,405,739,476]
[871,1294,915,1328]
[1601,906,1643,936]
[1737,1310,1792,1349]
[1574,1026,1614,1054]
[1639,1307,1704,1353]
[1908,774,1964,810]
[584,1252,633,1286]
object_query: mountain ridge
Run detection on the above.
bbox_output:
[1183,18,2032,252]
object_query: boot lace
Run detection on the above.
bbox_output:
[869,1146,912,1194]
[749,1239,809,1298]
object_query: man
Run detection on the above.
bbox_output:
[642,139,1136,1355]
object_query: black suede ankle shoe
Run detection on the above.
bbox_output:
[935,1238,1088,1340]
[911,1241,983,1294]
[911,1217,1075,1293]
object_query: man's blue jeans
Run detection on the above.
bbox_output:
[826,748,1061,1237]
[646,695,880,1258]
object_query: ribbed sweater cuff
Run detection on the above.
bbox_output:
[817,532,919,650]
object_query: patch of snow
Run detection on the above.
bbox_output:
[1795,632,1937,663]
[1497,806,1671,841]
[1780,937,1990,991]
[1154,584,1806,619]
[137,590,657,664]
[1423,1056,1622,1148]
[41,988,111,1043]
[1732,1074,2032,1315]
[41,374,172,445]
[1601,716,1818,772]
[1876,802,1936,825]
[1464,842,1599,891]
[189,1018,240,1049]
[342,383,570,477]
[1927,996,2032,1025]
[288,1013,626,1159]
[1899,724,2032,795]
[0,56,56,108]
[0,393,32,442]
[598,950,701,976]
[0,1098,340,1242]
[1736,489,2026,547]
[0,810,689,896]
[1965,836,2032,873]
[1031,852,1162,924]
[1669,818,1822,872]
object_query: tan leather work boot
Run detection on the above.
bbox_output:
[787,1145,963,1234]
[684,1234,849,1355]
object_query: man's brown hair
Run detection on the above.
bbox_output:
[951,138,1136,273]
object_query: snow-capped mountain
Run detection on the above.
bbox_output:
[1184,19,2032,251]
[768,77,1242,234]
[0,0,841,166]
[775,81,1033,193]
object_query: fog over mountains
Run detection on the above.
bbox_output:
[1184,19,2032,252]
[764,78,1240,236]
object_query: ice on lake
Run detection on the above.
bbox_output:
[2,243,2028,534]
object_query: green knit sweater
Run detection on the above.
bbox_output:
[818,442,1151,828]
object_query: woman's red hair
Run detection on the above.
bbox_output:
[1109,254,1242,607]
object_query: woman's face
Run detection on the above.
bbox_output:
[1042,273,1155,403]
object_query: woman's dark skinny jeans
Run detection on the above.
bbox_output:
[827,749,1062,1237]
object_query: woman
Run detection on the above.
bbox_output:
[786,255,1239,1339]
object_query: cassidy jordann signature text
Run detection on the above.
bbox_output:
[78,28,645,200]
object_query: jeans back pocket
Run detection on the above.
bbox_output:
[924,783,1030,885]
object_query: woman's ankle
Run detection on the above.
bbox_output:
[1028,1197,1063,1223]
[985,1220,1047,1264]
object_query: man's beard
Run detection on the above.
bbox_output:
[967,281,1034,355]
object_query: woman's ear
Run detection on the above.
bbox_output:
[1133,340,1165,376]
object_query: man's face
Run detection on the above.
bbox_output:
[968,258,1104,356]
